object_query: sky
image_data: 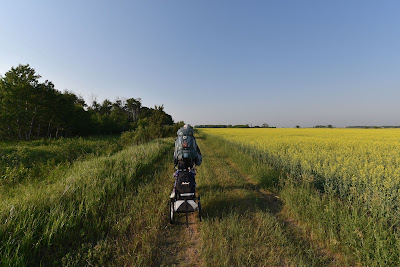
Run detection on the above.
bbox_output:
[1,0,400,127]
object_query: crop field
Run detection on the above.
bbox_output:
[200,128,400,205]
[200,128,400,265]
[2,130,399,266]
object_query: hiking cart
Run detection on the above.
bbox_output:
[169,169,201,227]
[169,190,201,227]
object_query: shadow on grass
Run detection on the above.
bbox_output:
[198,184,283,220]
[257,169,282,189]
[36,142,175,265]
[198,181,334,266]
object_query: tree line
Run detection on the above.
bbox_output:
[0,64,180,140]
[195,124,276,128]
[195,124,250,128]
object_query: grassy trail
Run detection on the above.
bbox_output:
[157,212,202,266]
[177,134,345,266]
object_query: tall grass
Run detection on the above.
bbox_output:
[0,138,174,266]
[0,136,122,185]
[199,130,400,265]
[280,181,400,265]
[196,134,330,266]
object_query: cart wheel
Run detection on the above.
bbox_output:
[169,198,175,224]
[198,196,202,222]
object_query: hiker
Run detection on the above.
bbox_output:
[173,124,202,170]
[170,124,203,225]
[172,125,202,190]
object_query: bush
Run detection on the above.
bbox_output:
[120,131,136,147]
[134,126,152,144]
[120,121,184,147]
[120,126,152,147]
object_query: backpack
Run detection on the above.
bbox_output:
[175,128,198,162]
[175,170,196,199]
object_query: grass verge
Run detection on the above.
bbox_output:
[0,136,122,186]
[0,138,174,266]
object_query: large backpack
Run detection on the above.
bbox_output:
[175,128,198,163]
[175,170,196,199]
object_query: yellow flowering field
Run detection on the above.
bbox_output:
[200,128,400,208]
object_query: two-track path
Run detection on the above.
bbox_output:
[156,135,347,266]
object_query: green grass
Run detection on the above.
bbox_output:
[5,130,397,266]
[0,136,122,186]
[199,130,400,266]
[0,138,175,266]
[281,181,400,266]
[196,133,330,266]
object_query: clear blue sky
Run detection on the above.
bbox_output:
[1,0,400,127]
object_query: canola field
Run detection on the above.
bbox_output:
[200,128,400,214]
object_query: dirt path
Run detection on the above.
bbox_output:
[156,195,202,267]
[156,135,349,266]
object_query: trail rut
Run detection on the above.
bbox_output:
[157,196,202,266]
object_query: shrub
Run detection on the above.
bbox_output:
[120,131,136,147]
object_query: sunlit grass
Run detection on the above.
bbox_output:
[196,134,329,266]
[0,138,174,266]
[0,136,122,186]
[200,128,400,265]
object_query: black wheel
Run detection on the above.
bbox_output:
[169,198,175,224]
[198,196,202,222]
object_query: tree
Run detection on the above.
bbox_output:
[0,64,95,139]
[148,105,166,138]
[0,64,40,139]
[125,98,141,122]
[262,123,269,128]
[0,64,177,139]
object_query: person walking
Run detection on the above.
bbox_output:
[173,124,202,170]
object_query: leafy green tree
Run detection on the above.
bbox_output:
[0,64,40,139]
[125,98,141,122]
[148,105,166,139]
[0,65,93,139]
[0,64,176,140]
